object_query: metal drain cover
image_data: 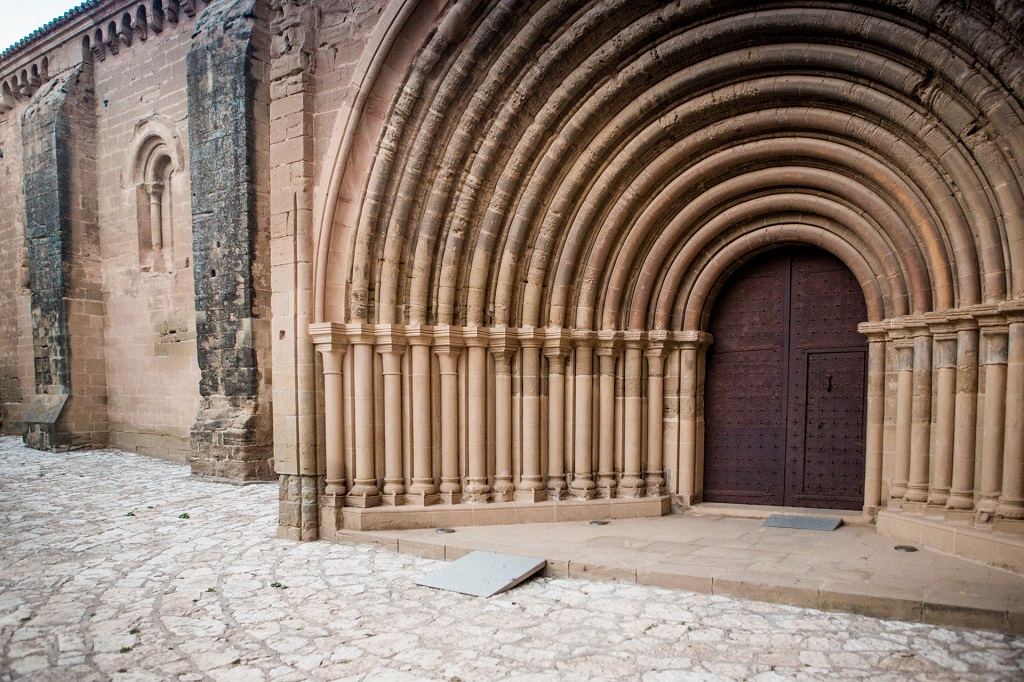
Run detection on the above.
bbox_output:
[416,551,546,597]
[762,514,843,531]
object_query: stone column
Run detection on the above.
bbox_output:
[947,318,979,512]
[571,340,596,499]
[465,332,490,503]
[928,324,957,507]
[434,328,463,504]
[377,335,405,503]
[676,334,714,506]
[490,330,517,502]
[645,338,666,496]
[544,334,570,500]
[348,332,379,507]
[905,325,933,504]
[406,329,437,505]
[146,181,164,250]
[517,332,546,501]
[977,316,1008,517]
[596,332,618,498]
[890,335,914,501]
[858,324,886,514]
[997,306,1024,519]
[619,336,645,497]
[320,345,347,499]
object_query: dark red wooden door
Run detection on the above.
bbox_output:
[702,247,867,510]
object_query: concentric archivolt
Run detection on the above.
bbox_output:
[319,0,1024,331]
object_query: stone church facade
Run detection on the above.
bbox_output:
[2,0,1023,571]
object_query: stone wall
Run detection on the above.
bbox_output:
[0,98,33,434]
[93,9,199,462]
[186,0,274,480]
[20,63,106,449]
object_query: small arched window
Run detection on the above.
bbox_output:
[124,118,184,273]
[137,143,174,271]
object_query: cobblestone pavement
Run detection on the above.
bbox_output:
[1,437,1023,682]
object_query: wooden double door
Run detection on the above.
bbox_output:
[702,247,867,510]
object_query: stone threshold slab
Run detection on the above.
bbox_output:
[332,522,1024,635]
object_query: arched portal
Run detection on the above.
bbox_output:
[703,246,868,510]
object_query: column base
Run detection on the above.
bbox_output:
[569,485,596,501]
[492,481,514,503]
[439,491,463,504]
[347,492,381,508]
[618,479,645,498]
[514,489,546,502]
[381,492,404,506]
[996,500,1024,520]
[927,490,950,507]
[646,482,665,497]
[596,483,617,499]
[463,483,491,503]
[404,492,440,506]
[945,492,975,511]
[904,487,929,503]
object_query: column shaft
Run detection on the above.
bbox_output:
[597,349,617,497]
[492,351,514,501]
[571,345,596,499]
[620,346,644,497]
[408,343,436,500]
[978,329,1008,515]
[321,348,346,497]
[997,320,1024,518]
[679,346,698,503]
[517,344,545,500]
[380,349,404,498]
[646,349,665,495]
[465,344,490,501]
[947,327,979,510]
[436,350,462,498]
[349,342,379,505]
[891,341,914,500]
[546,353,567,499]
[906,333,933,503]
[863,338,885,512]
[928,335,957,506]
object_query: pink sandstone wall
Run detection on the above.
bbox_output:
[0,113,34,433]
[92,19,199,462]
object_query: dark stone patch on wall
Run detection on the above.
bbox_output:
[187,0,274,480]
[20,63,106,451]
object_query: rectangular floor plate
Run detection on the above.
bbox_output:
[763,514,843,531]
[416,551,547,597]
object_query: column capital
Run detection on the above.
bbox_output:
[570,328,597,346]
[462,326,490,348]
[374,325,406,354]
[903,315,932,338]
[971,304,1006,329]
[622,329,645,349]
[433,324,465,355]
[404,324,435,346]
[857,321,888,342]
[1000,299,1024,324]
[674,330,713,349]
[543,327,572,356]
[488,326,519,359]
[344,322,377,345]
[595,330,620,356]
[517,326,544,348]
[308,322,350,351]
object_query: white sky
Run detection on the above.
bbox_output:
[2,1,85,53]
